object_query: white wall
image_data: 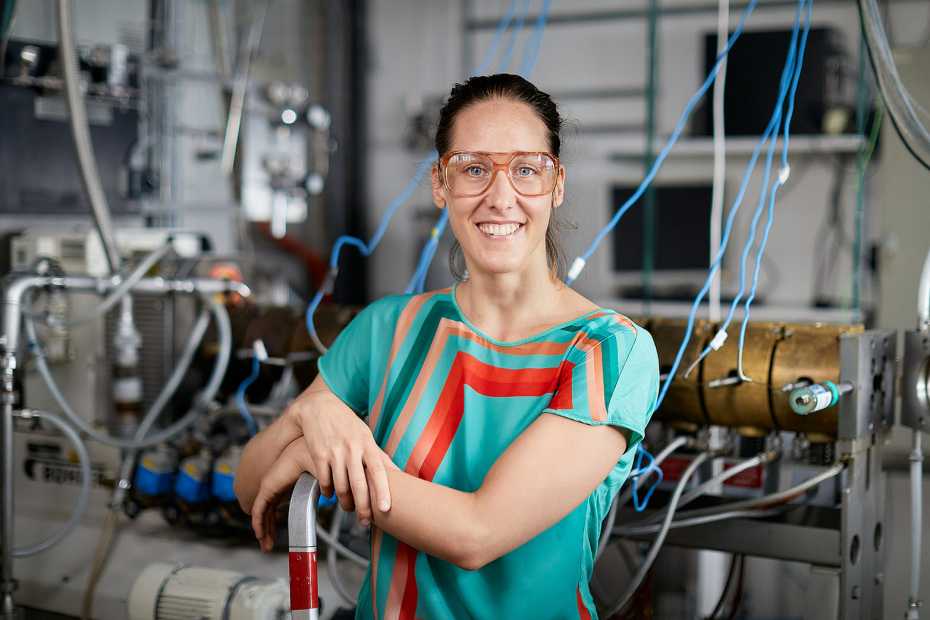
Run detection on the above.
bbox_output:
[365,0,930,320]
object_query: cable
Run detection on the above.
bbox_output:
[734,0,812,379]
[638,450,777,525]
[315,520,369,569]
[473,0,518,76]
[327,507,357,607]
[596,436,689,560]
[709,0,729,323]
[565,0,759,286]
[709,554,740,619]
[498,0,530,72]
[851,103,884,313]
[235,355,261,436]
[11,409,91,557]
[57,0,121,274]
[631,446,663,512]
[678,0,807,386]
[81,507,118,620]
[404,0,553,292]
[858,0,930,170]
[615,507,787,537]
[605,452,710,617]
[25,295,231,450]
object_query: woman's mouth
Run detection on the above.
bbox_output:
[475,222,524,239]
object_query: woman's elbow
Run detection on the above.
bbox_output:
[449,521,494,571]
[233,473,253,514]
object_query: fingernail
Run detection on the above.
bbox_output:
[360,518,370,527]
[380,500,390,511]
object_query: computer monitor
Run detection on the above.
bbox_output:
[609,183,715,299]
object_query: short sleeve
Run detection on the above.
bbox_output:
[543,324,659,454]
[316,304,378,416]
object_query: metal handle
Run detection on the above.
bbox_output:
[288,473,320,619]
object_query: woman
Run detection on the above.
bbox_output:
[234,73,659,619]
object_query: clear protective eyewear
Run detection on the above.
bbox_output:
[439,151,560,198]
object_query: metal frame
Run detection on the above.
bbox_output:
[617,330,895,620]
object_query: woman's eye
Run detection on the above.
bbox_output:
[515,166,538,177]
[464,165,487,177]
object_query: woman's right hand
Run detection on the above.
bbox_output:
[284,381,397,526]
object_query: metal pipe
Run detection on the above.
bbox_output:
[221,0,271,176]
[3,274,250,353]
[908,430,923,619]
[1,355,15,618]
[55,0,122,274]
[918,247,930,330]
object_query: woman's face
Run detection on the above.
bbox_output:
[431,98,565,279]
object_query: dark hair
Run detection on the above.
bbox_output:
[435,73,566,281]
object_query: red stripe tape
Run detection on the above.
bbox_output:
[289,550,319,611]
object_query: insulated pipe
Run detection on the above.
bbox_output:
[708,0,729,322]
[3,274,251,353]
[56,0,122,274]
[858,0,930,170]
[908,430,923,619]
[918,247,930,330]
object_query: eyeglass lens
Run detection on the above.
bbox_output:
[444,153,557,197]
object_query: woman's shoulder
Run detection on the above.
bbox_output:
[360,288,454,323]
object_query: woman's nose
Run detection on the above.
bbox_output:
[485,170,516,210]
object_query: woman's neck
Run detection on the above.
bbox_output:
[455,265,590,342]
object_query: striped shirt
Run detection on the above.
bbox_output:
[317,285,659,620]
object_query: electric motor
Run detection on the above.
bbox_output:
[128,562,289,620]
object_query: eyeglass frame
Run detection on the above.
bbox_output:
[437,150,562,198]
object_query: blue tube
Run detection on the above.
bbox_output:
[567,0,760,282]
[652,0,808,411]
[235,355,260,436]
[736,0,812,364]
[405,0,554,289]
[499,0,531,72]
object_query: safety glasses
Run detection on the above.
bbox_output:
[438,151,560,198]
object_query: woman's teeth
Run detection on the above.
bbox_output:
[477,223,522,237]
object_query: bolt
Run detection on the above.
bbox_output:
[852,585,861,600]
[875,573,884,585]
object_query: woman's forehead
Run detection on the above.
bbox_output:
[449,99,550,153]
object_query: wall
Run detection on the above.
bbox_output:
[365,0,930,323]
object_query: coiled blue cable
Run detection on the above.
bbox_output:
[736,0,813,371]
[652,0,809,412]
[235,355,260,436]
[682,0,808,382]
[631,446,664,512]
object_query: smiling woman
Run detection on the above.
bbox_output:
[234,74,660,620]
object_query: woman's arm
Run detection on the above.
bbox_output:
[236,374,395,523]
[251,412,627,569]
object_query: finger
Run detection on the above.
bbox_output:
[366,450,392,512]
[348,450,372,525]
[331,452,355,512]
[315,460,334,499]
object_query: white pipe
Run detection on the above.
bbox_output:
[908,430,923,619]
[605,452,711,617]
[56,0,121,274]
[708,0,729,322]
[11,409,91,557]
[918,247,930,329]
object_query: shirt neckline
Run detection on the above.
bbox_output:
[449,281,609,347]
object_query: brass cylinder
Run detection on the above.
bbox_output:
[651,318,715,430]
[702,321,785,435]
[769,323,863,439]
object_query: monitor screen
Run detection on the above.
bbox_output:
[610,184,713,272]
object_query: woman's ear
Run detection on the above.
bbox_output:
[431,165,446,209]
[552,166,566,209]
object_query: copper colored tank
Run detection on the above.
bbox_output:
[650,318,715,431]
